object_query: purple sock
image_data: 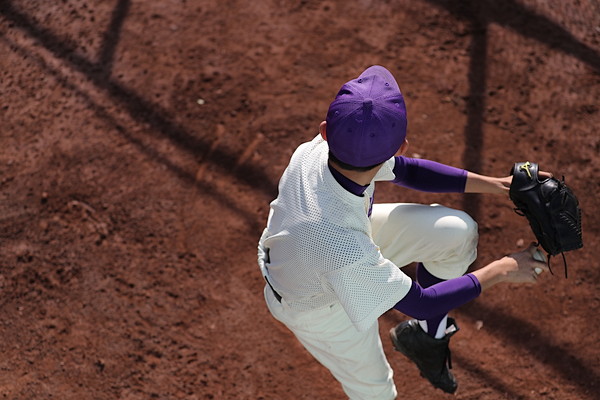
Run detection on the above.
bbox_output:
[416,263,448,338]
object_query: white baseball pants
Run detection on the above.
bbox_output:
[264,203,478,399]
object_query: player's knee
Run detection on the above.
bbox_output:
[458,210,478,242]
[454,211,478,269]
[455,212,478,260]
[436,210,478,245]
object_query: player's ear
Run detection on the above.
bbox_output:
[396,139,409,156]
[319,121,327,141]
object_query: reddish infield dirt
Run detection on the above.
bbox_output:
[1,1,599,399]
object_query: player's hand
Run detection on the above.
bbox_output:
[502,243,549,283]
[499,170,553,192]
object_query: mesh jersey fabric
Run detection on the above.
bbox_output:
[259,134,412,332]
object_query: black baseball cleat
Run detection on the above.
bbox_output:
[389,318,460,394]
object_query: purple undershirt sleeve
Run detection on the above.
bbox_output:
[393,274,482,319]
[392,156,468,193]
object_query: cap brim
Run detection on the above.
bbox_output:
[358,65,400,91]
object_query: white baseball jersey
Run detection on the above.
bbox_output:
[259,135,412,332]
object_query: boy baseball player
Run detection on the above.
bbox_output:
[258,65,548,399]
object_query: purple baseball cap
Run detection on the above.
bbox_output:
[325,65,407,167]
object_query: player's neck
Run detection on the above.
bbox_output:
[328,162,381,186]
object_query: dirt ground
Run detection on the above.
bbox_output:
[1,1,599,399]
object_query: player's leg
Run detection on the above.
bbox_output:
[370,203,478,278]
[264,286,397,400]
[370,202,477,334]
[370,203,478,393]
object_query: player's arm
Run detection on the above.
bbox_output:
[394,244,548,319]
[463,171,511,194]
[391,157,551,195]
[470,243,549,290]
[391,157,507,194]
[464,170,554,195]
[390,156,467,193]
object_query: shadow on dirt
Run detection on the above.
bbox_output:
[0,0,278,201]
[457,301,599,397]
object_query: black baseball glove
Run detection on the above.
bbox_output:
[509,161,583,277]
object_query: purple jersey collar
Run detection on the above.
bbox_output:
[327,162,370,197]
